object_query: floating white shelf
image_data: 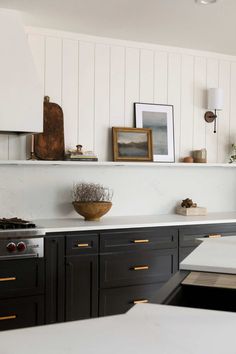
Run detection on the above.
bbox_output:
[0,160,235,168]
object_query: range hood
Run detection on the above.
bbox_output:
[0,9,43,134]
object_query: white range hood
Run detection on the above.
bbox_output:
[0,9,43,134]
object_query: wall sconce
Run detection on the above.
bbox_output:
[204,88,223,133]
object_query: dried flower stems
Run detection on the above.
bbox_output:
[73,183,113,203]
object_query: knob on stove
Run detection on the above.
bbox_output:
[17,242,26,252]
[6,242,16,252]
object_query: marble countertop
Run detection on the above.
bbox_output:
[33,211,236,233]
[1,303,236,354]
[180,235,236,274]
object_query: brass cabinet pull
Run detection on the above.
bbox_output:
[0,277,16,282]
[133,299,149,304]
[133,239,149,244]
[0,315,16,321]
[132,266,149,271]
[208,234,222,238]
[77,243,89,248]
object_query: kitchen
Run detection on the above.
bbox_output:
[1,0,236,352]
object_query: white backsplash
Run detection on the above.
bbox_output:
[0,165,235,219]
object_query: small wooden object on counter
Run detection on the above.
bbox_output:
[176,198,207,215]
[34,96,65,160]
[176,206,207,216]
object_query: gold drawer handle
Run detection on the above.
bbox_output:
[208,234,222,238]
[133,266,149,271]
[0,315,16,321]
[0,277,16,282]
[133,239,149,244]
[133,299,149,304]
[77,243,89,248]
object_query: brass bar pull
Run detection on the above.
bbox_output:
[133,299,149,304]
[0,277,16,282]
[77,243,89,248]
[208,234,222,238]
[0,315,16,321]
[133,266,149,271]
[133,239,149,244]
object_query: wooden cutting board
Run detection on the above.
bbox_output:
[34,96,65,160]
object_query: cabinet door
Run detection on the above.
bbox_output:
[0,258,44,298]
[179,223,236,247]
[66,255,98,321]
[100,249,178,288]
[99,283,164,316]
[0,295,44,331]
[45,235,65,324]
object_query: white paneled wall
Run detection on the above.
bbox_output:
[2,27,236,162]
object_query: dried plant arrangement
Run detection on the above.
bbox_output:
[72,182,113,203]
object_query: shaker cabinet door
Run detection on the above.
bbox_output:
[65,255,98,321]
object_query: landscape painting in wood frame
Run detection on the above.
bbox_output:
[135,103,175,162]
[112,127,153,162]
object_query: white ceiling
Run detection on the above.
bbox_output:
[0,0,235,55]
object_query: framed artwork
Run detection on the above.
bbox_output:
[112,127,153,162]
[134,103,175,162]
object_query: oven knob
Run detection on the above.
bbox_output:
[17,242,26,252]
[6,242,16,252]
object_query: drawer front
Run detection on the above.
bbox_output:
[100,249,178,288]
[0,259,44,298]
[66,234,98,255]
[100,228,178,253]
[0,295,44,331]
[179,247,196,263]
[179,224,236,247]
[99,283,164,316]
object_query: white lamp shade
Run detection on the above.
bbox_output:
[207,88,223,111]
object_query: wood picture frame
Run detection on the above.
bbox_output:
[112,127,153,162]
[135,103,175,162]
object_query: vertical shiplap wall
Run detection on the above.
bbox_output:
[2,27,236,162]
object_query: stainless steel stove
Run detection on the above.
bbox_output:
[0,218,45,260]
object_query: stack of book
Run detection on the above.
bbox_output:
[65,151,98,161]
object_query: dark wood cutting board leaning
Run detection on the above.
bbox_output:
[33,96,65,160]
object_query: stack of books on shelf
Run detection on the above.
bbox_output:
[65,151,98,161]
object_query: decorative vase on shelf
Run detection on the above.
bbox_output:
[72,182,113,221]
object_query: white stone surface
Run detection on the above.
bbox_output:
[0,164,235,219]
[180,236,236,274]
[34,212,236,233]
[1,304,236,354]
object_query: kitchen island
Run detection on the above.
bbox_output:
[0,302,236,354]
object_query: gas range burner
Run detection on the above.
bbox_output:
[0,218,36,230]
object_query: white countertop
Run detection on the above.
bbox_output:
[180,236,236,274]
[1,303,236,354]
[34,211,236,233]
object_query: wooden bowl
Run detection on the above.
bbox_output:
[72,201,112,221]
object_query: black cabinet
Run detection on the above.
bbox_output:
[65,255,98,321]
[179,223,236,262]
[0,258,44,297]
[2,221,235,331]
[0,258,44,331]
[65,233,99,321]
[100,283,164,316]
[100,249,177,288]
[0,295,44,331]
[44,235,65,324]
[99,227,178,316]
